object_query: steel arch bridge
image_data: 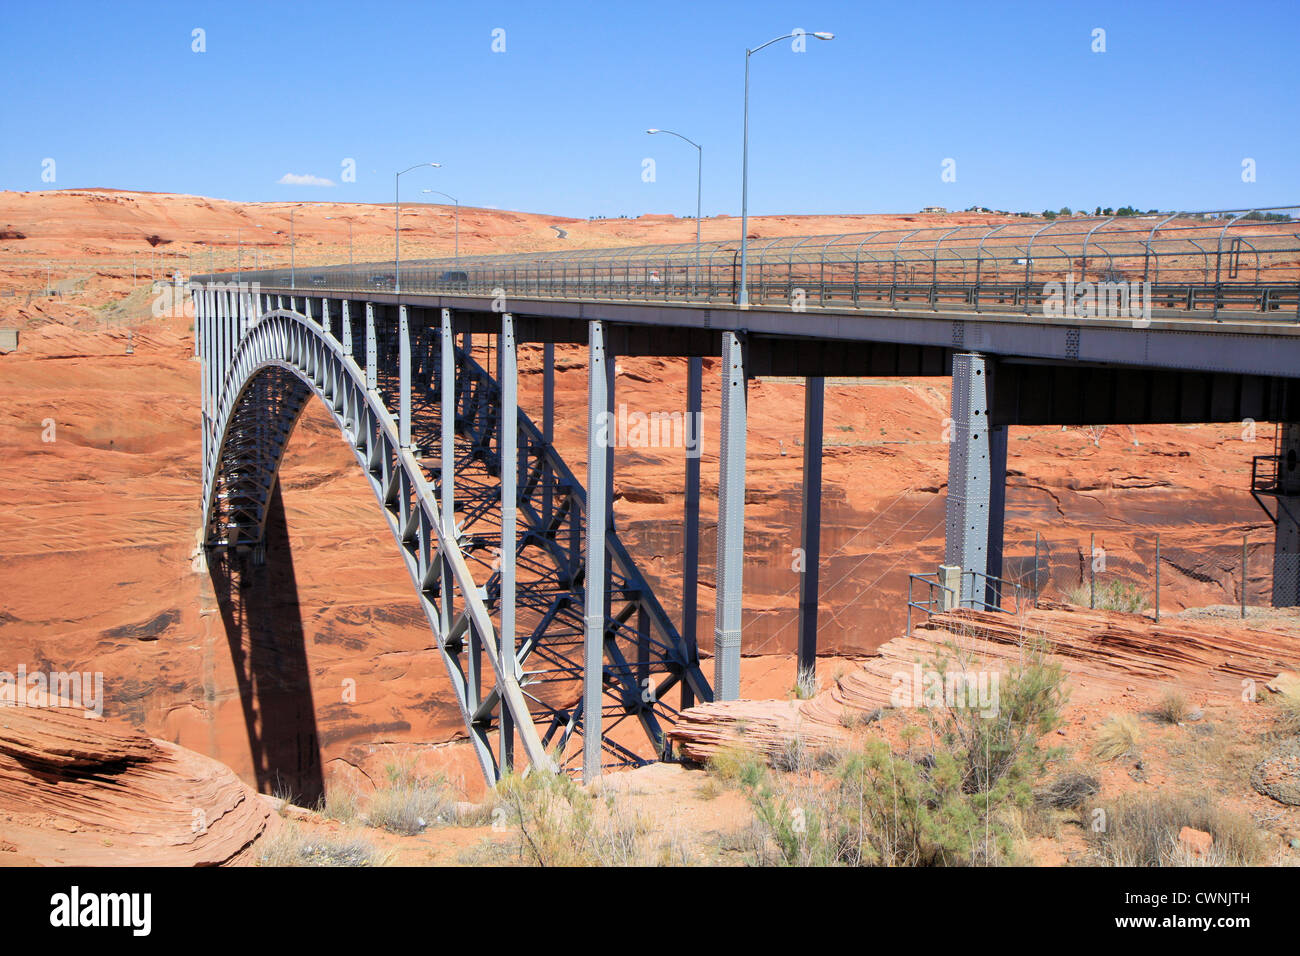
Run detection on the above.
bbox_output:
[196,293,711,784]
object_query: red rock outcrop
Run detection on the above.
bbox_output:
[0,707,277,866]
[668,604,1300,763]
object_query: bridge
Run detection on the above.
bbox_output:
[191,206,1300,784]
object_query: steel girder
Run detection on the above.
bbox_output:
[201,304,711,782]
[364,309,713,774]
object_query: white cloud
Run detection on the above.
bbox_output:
[277,173,336,187]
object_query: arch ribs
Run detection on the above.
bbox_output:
[195,287,710,783]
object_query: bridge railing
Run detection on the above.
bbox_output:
[197,205,1300,319]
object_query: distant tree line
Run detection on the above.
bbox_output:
[961,205,1291,223]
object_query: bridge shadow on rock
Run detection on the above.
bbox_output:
[207,483,324,805]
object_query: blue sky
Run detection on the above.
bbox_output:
[1,0,1296,217]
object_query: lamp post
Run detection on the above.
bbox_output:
[395,162,442,293]
[646,128,703,289]
[421,189,460,259]
[289,206,298,289]
[738,30,834,306]
[234,224,262,281]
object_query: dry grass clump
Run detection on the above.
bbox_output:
[1067,580,1149,613]
[706,744,766,786]
[1083,792,1265,866]
[365,759,457,835]
[316,785,362,824]
[1267,676,1300,737]
[257,823,389,867]
[769,735,842,774]
[792,665,820,700]
[465,770,688,866]
[1153,691,1190,725]
[1093,714,1141,761]
[694,777,726,801]
[1034,772,1100,810]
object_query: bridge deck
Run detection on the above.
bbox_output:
[196,207,1300,377]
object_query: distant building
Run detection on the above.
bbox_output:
[920,206,947,214]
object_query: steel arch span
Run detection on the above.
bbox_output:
[196,296,710,784]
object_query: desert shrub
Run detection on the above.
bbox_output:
[1267,677,1300,737]
[1016,800,1061,841]
[695,777,725,801]
[1083,792,1264,866]
[1068,580,1149,613]
[927,640,1068,796]
[769,735,842,774]
[316,785,361,824]
[740,642,1069,867]
[1154,691,1190,725]
[1034,772,1101,810]
[792,665,820,700]
[257,823,388,867]
[740,760,851,866]
[1094,714,1141,761]
[269,776,300,815]
[838,740,992,865]
[365,760,457,835]
[452,796,499,828]
[839,706,883,730]
[706,745,766,786]
[487,771,653,866]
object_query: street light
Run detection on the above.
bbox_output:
[738,30,834,306]
[234,224,262,281]
[395,162,442,293]
[646,128,703,289]
[421,189,460,259]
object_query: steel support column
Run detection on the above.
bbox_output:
[681,356,703,709]
[204,285,215,474]
[342,300,353,356]
[1273,422,1300,606]
[364,302,377,391]
[944,352,1007,608]
[542,341,555,522]
[797,375,824,676]
[439,308,455,648]
[498,313,517,770]
[440,309,455,532]
[198,288,208,477]
[986,420,1008,608]
[583,320,611,782]
[714,331,747,700]
[399,305,412,448]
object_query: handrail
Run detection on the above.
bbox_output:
[1079,216,1117,279]
[906,567,1030,635]
[197,206,1300,320]
[1213,210,1251,319]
